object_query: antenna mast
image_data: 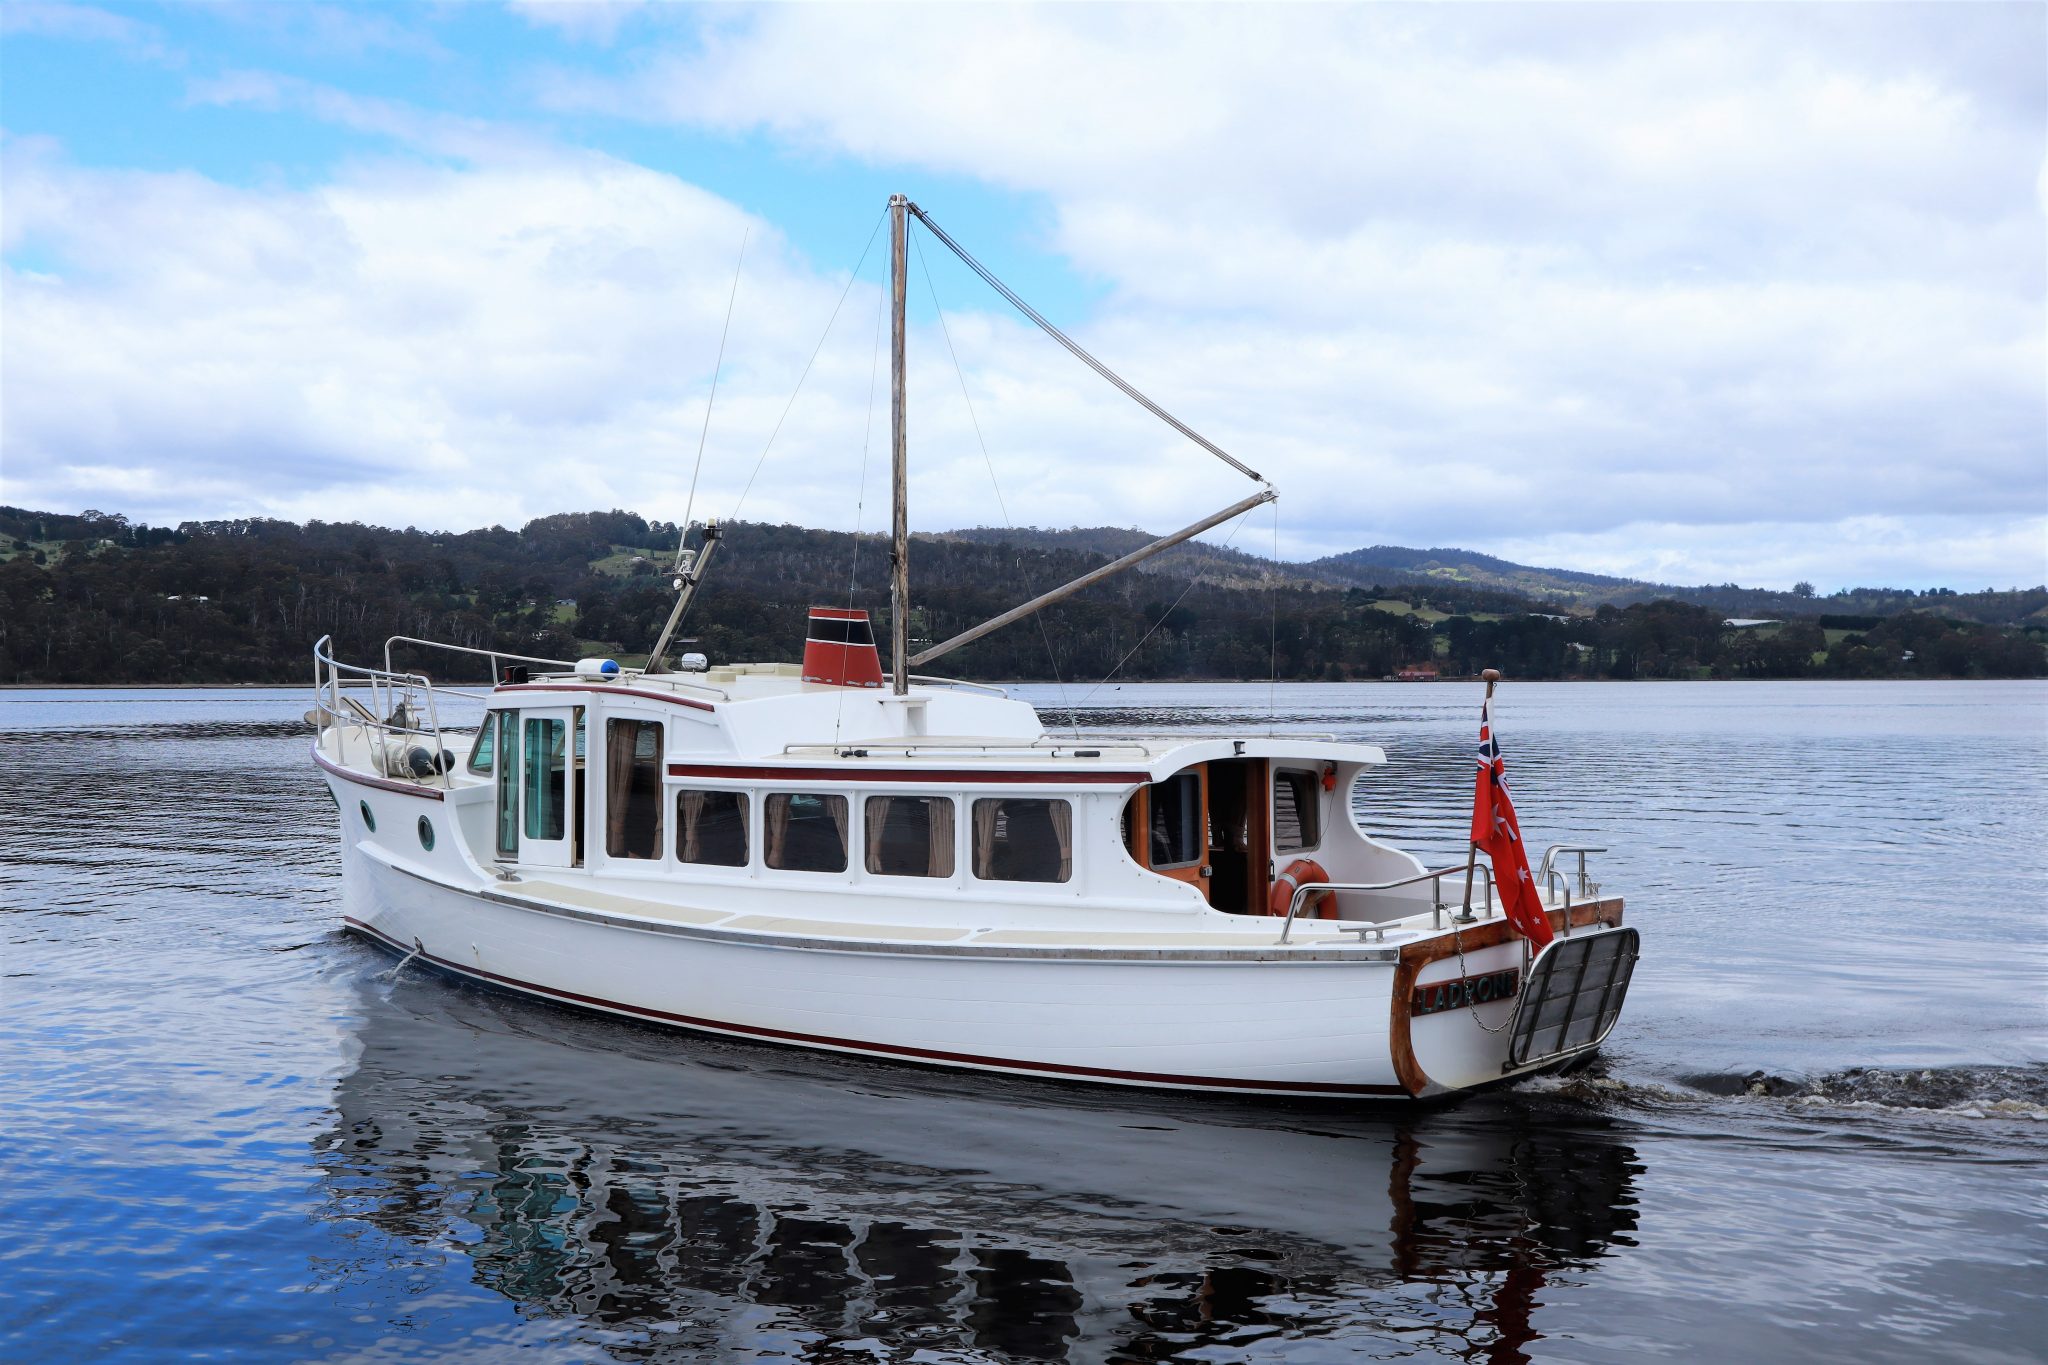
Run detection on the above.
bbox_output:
[887,193,911,695]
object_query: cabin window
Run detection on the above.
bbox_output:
[765,793,849,873]
[864,795,956,878]
[1274,769,1322,852]
[467,714,497,774]
[416,815,435,852]
[494,716,520,857]
[1147,772,1203,868]
[676,790,749,867]
[604,718,664,860]
[972,798,1073,884]
[359,801,376,833]
[522,717,568,841]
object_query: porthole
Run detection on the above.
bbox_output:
[359,801,376,833]
[417,816,436,852]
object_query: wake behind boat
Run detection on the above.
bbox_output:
[311,195,1638,1100]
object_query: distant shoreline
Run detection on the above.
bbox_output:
[4,676,2037,692]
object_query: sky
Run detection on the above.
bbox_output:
[1,1,2043,592]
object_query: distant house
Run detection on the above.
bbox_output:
[555,598,577,608]
[1396,665,1440,681]
[1723,618,1780,628]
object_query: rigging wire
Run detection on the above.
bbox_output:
[1269,493,1280,734]
[907,202,1266,486]
[1070,500,1264,711]
[728,208,889,524]
[678,227,748,544]
[911,227,1076,727]
[834,255,890,748]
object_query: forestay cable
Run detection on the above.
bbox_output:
[680,228,748,540]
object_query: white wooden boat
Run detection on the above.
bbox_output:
[312,196,1636,1101]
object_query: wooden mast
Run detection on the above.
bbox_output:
[888,193,910,695]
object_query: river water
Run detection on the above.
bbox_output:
[2,680,2042,1363]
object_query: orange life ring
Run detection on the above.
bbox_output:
[1268,857,1334,918]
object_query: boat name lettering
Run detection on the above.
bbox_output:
[1410,968,1520,1017]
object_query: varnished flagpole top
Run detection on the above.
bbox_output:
[1482,667,1501,698]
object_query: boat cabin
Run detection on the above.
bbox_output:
[357,665,1409,940]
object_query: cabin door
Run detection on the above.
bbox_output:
[504,707,577,869]
[1204,758,1269,915]
[1126,765,1211,901]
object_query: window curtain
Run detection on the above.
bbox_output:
[828,796,850,862]
[927,798,955,878]
[972,799,1000,878]
[1049,800,1074,881]
[765,795,791,867]
[678,790,706,862]
[864,798,891,875]
[605,720,637,857]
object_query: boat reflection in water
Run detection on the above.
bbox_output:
[319,967,1642,1360]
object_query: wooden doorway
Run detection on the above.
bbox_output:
[1122,759,1271,914]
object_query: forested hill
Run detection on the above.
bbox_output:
[944,524,2047,623]
[2,505,2041,685]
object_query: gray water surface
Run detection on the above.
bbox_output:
[2,681,2043,1363]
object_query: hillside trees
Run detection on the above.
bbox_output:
[0,506,2039,684]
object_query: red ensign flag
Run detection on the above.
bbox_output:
[1471,698,1555,949]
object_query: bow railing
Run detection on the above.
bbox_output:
[312,636,455,783]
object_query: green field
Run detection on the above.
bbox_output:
[587,544,670,577]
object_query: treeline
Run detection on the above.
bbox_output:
[1,506,2040,685]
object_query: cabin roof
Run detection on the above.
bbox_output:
[488,665,1386,775]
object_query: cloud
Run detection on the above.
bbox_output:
[183,70,552,164]
[0,1,179,64]
[2,137,1152,552]
[3,5,2043,593]
[507,0,648,48]
[206,1,449,61]
[529,4,2046,586]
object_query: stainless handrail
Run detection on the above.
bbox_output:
[906,674,1011,697]
[382,635,732,700]
[383,635,577,682]
[313,635,449,785]
[1536,844,1606,899]
[1279,863,1496,944]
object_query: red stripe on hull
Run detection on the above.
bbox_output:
[313,748,446,800]
[497,683,717,711]
[667,763,1149,785]
[345,917,1404,1098]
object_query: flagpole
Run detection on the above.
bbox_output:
[1458,668,1502,923]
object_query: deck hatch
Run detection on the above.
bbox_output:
[1504,926,1639,1071]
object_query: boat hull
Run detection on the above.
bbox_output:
[337,826,1615,1101]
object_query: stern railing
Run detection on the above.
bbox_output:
[1278,863,1498,944]
[1280,845,1611,947]
[1536,844,1607,931]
